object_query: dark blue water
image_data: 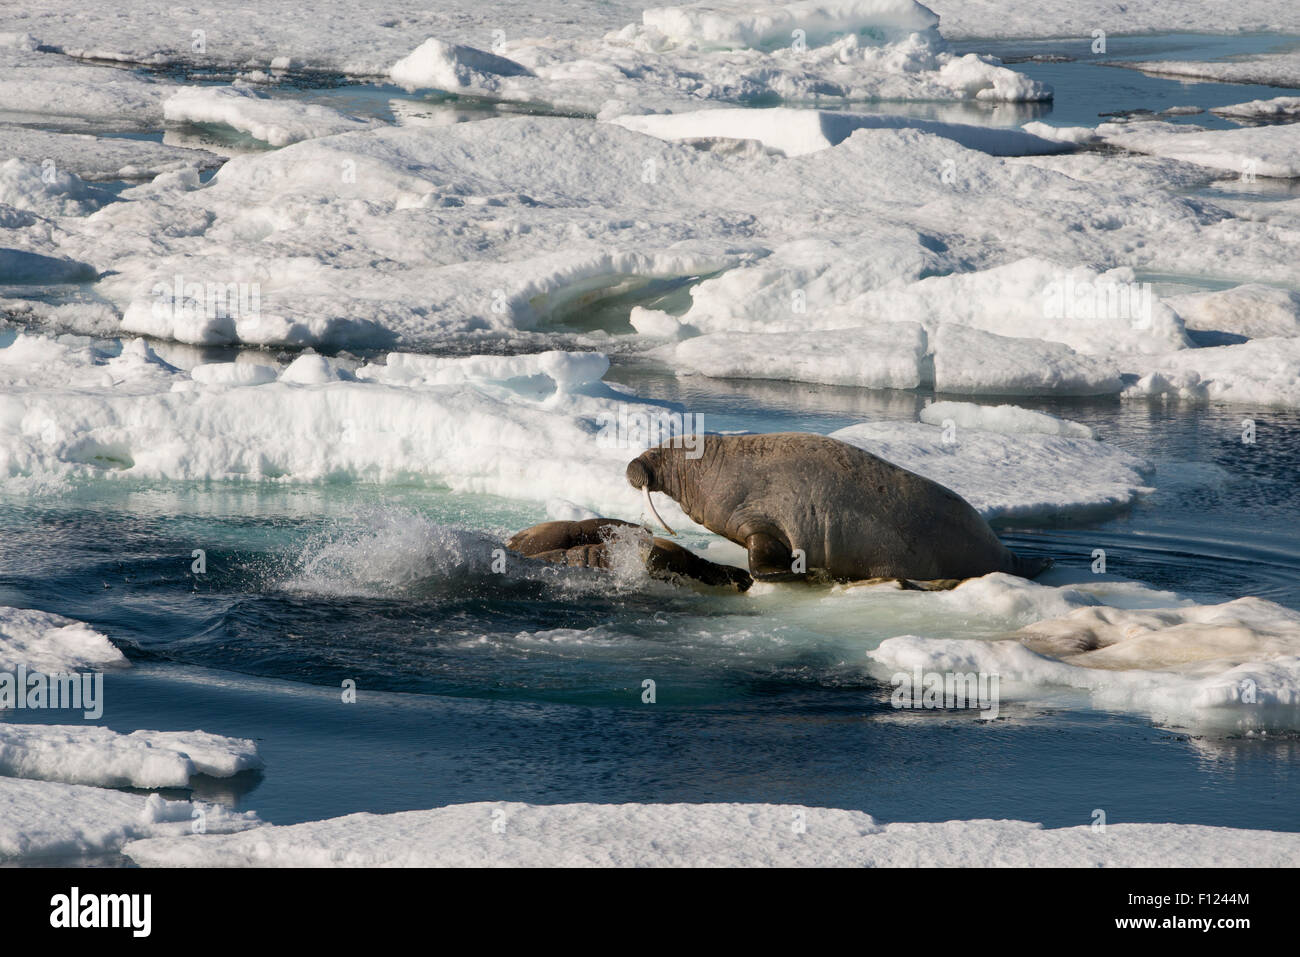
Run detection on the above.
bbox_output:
[4,33,1300,845]
[2,370,1299,834]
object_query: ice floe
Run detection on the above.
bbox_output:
[1165,283,1300,341]
[832,420,1150,521]
[0,333,1154,527]
[918,399,1093,438]
[387,1,1052,115]
[1106,52,1300,89]
[1212,95,1300,122]
[0,606,127,672]
[0,725,262,788]
[16,108,1297,398]
[609,107,1070,157]
[120,798,1300,866]
[0,775,260,862]
[1123,337,1300,406]
[0,127,221,183]
[163,86,380,147]
[870,592,1300,730]
[0,47,174,130]
[926,0,1300,39]
[1097,120,1300,179]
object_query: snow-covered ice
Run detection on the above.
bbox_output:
[1212,95,1300,121]
[0,775,260,862]
[163,86,379,147]
[1097,120,1300,179]
[870,591,1300,730]
[918,399,1094,438]
[0,334,1153,525]
[1123,337,1300,407]
[385,2,1052,115]
[0,128,221,183]
[832,418,1150,521]
[1165,284,1300,340]
[609,107,1070,157]
[926,0,1300,39]
[1107,52,1300,90]
[0,725,262,789]
[0,606,127,672]
[120,799,1300,866]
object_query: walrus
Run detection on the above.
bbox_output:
[506,518,752,591]
[625,433,1052,583]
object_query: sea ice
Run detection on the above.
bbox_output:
[0,725,262,789]
[163,86,379,147]
[120,798,1300,866]
[0,776,260,862]
[0,606,128,672]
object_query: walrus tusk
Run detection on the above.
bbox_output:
[642,485,676,536]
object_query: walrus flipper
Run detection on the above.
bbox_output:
[745,532,806,582]
[1010,553,1054,580]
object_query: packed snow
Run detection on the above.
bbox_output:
[832,418,1149,521]
[0,335,1152,525]
[0,606,127,672]
[1097,120,1300,179]
[0,725,262,788]
[1212,95,1300,121]
[0,775,260,862]
[1165,284,1300,340]
[871,591,1300,730]
[608,108,1070,157]
[926,0,1300,39]
[120,799,1300,866]
[385,3,1052,115]
[1107,53,1300,90]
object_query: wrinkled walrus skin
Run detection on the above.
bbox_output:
[625,433,1052,583]
[506,518,752,591]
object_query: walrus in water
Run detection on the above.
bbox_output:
[506,517,752,591]
[626,433,1052,583]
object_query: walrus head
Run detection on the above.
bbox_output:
[626,449,677,536]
